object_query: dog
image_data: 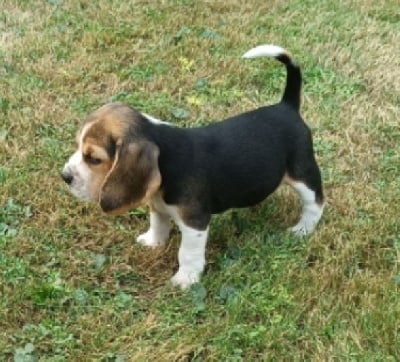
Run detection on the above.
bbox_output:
[62,44,324,288]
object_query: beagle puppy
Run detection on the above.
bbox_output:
[62,44,324,288]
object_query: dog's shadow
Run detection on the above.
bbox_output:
[211,186,301,241]
[203,186,303,271]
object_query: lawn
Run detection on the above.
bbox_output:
[1,0,399,360]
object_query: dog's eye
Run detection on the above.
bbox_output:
[84,154,102,165]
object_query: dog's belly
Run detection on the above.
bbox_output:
[209,176,282,214]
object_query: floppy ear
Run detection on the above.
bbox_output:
[99,140,161,214]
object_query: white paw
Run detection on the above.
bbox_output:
[170,270,200,289]
[136,230,165,248]
[290,220,316,236]
[290,203,323,236]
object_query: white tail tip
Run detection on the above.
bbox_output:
[242,44,287,59]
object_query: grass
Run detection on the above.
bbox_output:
[1,0,399,360]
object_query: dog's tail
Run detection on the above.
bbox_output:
[242,44,302,111]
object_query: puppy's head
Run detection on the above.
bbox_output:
[62,103,161,214]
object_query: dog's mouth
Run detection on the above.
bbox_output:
[69,185,97,202]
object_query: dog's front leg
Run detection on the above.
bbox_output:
[137,210,171,247]
[171,223,209,289]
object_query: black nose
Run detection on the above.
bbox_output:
[61,172,73,185]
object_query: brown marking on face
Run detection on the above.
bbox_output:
[83,143,110,161]
[80,140,115,199]
[72,103,149,203]
[83,102,140,141]
[73,102,161,214]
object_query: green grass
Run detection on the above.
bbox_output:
[1,0,399,360]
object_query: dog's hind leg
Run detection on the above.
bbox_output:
[285,154,324,235]
[286,179,324,235]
